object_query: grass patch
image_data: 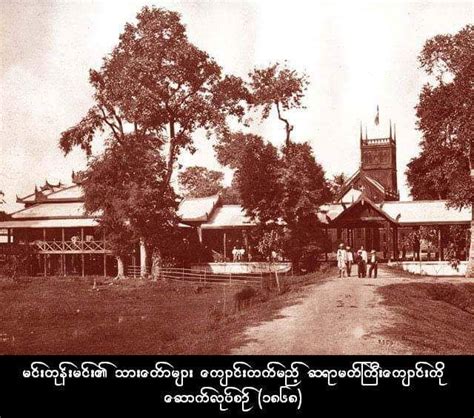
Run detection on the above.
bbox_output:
[0,269,331,354]
[378,282,474,354]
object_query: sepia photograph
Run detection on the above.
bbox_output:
[0,0,473,360]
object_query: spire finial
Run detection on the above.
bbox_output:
[365,126,368,140]
[389,119,392,139]
[394,123,397,141]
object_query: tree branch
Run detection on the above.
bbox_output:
[275,101,293,148]
[98,106,122,142]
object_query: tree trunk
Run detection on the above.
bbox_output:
[275,101,293,148]
[151,248,163,281]
[467,173,474,277]
[115,256,125,280]
[467,141,474,278]
[139,238,147,279]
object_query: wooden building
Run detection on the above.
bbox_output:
[0,122,471,275]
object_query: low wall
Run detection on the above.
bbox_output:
[388,261,467,277]
[190,262,292,275]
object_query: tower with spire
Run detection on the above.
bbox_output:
[359,120,398,201]
[336,119,399,203]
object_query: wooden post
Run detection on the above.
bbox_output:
[392,226,399,261]
[197,227,203,244]
[385,223,391,261]
[244,232,249,261]
[43,228,47,277]
[325,226,329,261]
[81,227,85,277]
[61,228,66,276]
[438,227,443,261]
[223,231,227,261]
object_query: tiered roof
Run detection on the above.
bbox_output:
[0,180,471,230]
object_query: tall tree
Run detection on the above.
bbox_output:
[406,24,473,275]
[248,63,308,147]
[178,166,224,198]
[220,133,331,268]
[83,134,178,277]
[59,7,247,274]
[220,133,283,224]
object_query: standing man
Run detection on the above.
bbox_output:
[336,243,347,278]
[345,246,354,277]
[368,250,378,278]
[359,246,368,278]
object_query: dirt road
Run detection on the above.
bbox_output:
[232,267,471,355]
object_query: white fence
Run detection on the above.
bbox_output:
[388,261,467,276]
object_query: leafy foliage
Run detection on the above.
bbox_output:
[178,166,224,198]
[248,62,308,146]
[406,24,473,208]
[82,134,178,258]
[58,7,248,262]
[218,133,331,268]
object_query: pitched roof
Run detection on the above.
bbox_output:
[331,197,398,225]
[340,187,362,203]
[0,218,98,228]
[317,203,346,223]
[200,205,255,229]
[17,183,83,204]
[379,200,472,225]
[177,195,220,222]
[11,202,90,219]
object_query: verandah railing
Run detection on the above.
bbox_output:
[34,240,112,254]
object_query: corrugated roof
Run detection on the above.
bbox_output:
[379,200,471,224]
[201,205,255,229]
[12,202,89,219]
[0,218,98,228]
[178,195,220,222]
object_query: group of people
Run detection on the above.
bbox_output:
[336,243,378,278]
[231,246,246,262]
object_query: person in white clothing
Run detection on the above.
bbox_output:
[336,243,347,278]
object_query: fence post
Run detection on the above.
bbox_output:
[182,267,184,281]
[204,269,206,284]
[229,272,232,285]
[223,285,227,316]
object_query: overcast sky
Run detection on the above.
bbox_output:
[0,0,472,212]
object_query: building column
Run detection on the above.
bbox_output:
[81,227,85,277]
[438,227,443,261]
[243,231,249,260]
[392,226,399,261]
[385,222,391,261]
[197,227,203,244]
[61,228,66,276]
[43,228,47,277]
[223,232,227,261]
[324,226,329,261]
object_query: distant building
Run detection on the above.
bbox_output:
[0,121,471,276]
